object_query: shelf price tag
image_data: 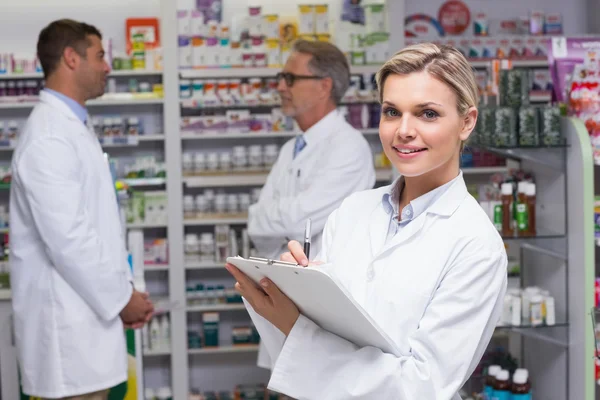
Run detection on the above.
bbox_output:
[99,136,139,146]
[0,140,15,148]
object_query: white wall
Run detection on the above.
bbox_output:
[0,0,161,55]
[0,0,589,57]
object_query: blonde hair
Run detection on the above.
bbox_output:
[376,42,479,117]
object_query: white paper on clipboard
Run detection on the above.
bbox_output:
[226,256,401,357]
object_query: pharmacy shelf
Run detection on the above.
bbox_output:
[529,92,552,103]
[108,70,163,77]
[0,72,43,80]
[0,70,162,80]
[469,58,549,68]
[122,177,167,187]
[100,134,165,147]
[0,228,8,234]
[179,65,379,79]
[180,128,379,141]
[0,135,165,152]
[181,131,296,140]
[462,166,508,174]
[0,97,164,109]
[184,217,248,226]
[144,264,170,272]
[126,222,168,229]
[188,345,259,355]
[186,261,226,270]
[187,303,246,313]
[183,173,268,188]
[182,165,508,189]
[88,97,165,106]
[143,348,171,357]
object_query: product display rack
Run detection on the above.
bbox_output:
[142,1,597,399]
[460,118,594,399]
[0,1,595,399]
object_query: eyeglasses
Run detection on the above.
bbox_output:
[275,72,326,87]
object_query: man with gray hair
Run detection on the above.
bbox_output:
[248,39,375,269]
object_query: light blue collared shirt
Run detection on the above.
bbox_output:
[382,173,462,244]
[44,89,88,125]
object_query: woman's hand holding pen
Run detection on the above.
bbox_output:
[225,241,320,336]
[280,240,323,267]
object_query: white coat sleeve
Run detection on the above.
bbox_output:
[247,141,374,245]
[267,242,508,400]
[17,137,133,322]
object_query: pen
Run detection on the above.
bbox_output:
[303,218,312,260]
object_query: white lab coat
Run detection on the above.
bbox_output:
[245,173,508,400]
[247,109,376,260]
[9,91,133,398]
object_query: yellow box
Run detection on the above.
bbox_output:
[315,5,329,34]
[266,39,281,68]
[298,5,315,34]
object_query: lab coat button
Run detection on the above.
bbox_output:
[367,267,375,281]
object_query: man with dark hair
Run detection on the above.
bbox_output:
[9,19,153,400]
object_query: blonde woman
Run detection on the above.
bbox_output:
[226,43,508,399]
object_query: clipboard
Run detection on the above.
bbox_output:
[226,256,401,357]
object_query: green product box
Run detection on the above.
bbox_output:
[494,107,517,147]
[232,327,253,345]
[478,107,495,146]
[539,106,563,146]
[518,106,540,147]
[202,312,220,347]
[500,69,529,108]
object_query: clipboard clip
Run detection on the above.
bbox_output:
[248,256,298,267]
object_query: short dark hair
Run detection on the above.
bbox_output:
[37,19,102,78]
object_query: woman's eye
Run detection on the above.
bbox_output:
[422,110,439,119]
[383,108,399,117]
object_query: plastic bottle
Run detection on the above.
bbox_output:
[142,323,150,351]
[491,369,511,400]
[490,187,502,233]
[545,295,556,326]
[149,317,161,350]
[501,183,514,237]
[144,387,156,400]
[511,369,531,399]
[483,364,501,399]
[156,386,173,400]
[515,181,529,236]
[530,294,544,326]
[526,182,536,236]
[159,314,171,349]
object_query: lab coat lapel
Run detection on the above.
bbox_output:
[376,212,428,259]
[367,205,391,258]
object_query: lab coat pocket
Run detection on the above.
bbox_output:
[277,167,299,197]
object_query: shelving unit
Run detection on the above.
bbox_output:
[188,345,260,355]
[152,1,595,398]
[0,2,584,399]
[0,97,164,109]
[0,69,163,80]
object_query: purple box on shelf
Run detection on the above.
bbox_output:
[226,110,251,133]
[204,115,228,134]
[180,117,207,133]
[249,114,273,133]
[196,0,222,23]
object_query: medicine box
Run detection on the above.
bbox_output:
[202,312,220,347]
